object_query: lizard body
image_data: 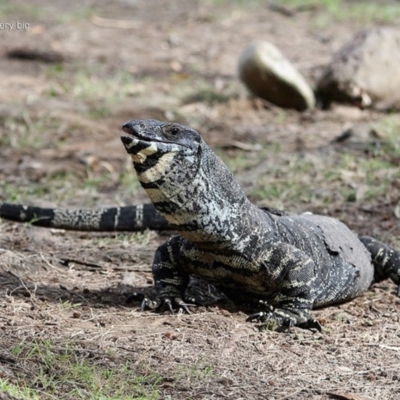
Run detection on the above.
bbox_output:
[120,119,400,330]
[1,119,399,330]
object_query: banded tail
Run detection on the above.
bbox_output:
[360,236,400,295]
[0,203,173,232]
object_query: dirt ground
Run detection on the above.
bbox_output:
[1,1,400,399]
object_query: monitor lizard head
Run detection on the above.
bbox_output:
[121,119,203,209]
[121,119,201,181]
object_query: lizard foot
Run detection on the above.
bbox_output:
[246,311,295,332]
[126,292,194,314]
[246,309,322,332]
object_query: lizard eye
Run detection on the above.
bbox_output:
[169,127,180,136]
[139,123,146,129]
[162,124,182,138]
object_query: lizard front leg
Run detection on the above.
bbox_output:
[132,235,193,313]
[247,242,321,332]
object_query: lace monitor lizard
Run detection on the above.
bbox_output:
[1,119,399,331]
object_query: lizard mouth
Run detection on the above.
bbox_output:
[121,124,168,146]
[121,125,147,143]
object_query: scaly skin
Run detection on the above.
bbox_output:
[120,119,400,331]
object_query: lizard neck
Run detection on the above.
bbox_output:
[143,143,271,253]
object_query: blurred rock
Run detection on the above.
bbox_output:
[317,27,400,110]
[6,47,64,63]
[238,41,315,111]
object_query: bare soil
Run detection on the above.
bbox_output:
[0,1,400,399]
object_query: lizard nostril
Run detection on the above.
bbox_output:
[122,121,141,136]
[122,125,134,135]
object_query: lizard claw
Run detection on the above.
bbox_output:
[246,311,272,323]
[310,319,322,332]
[163,298,174,313]
[175,298,192,314]
[161,297,193,314]
[126,292,159,310]
[126,292,194,314]
[246,302,275,322]
[141,296,158,311]
[281,317,295,333]
[298,318,322,332]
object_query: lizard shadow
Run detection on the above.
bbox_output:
[0,270,130,307]
[0,271,250,315]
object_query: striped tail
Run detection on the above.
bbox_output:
[360,236,400,295]
[0,203,173,232]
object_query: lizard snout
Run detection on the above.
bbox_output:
[121,122,139,136]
